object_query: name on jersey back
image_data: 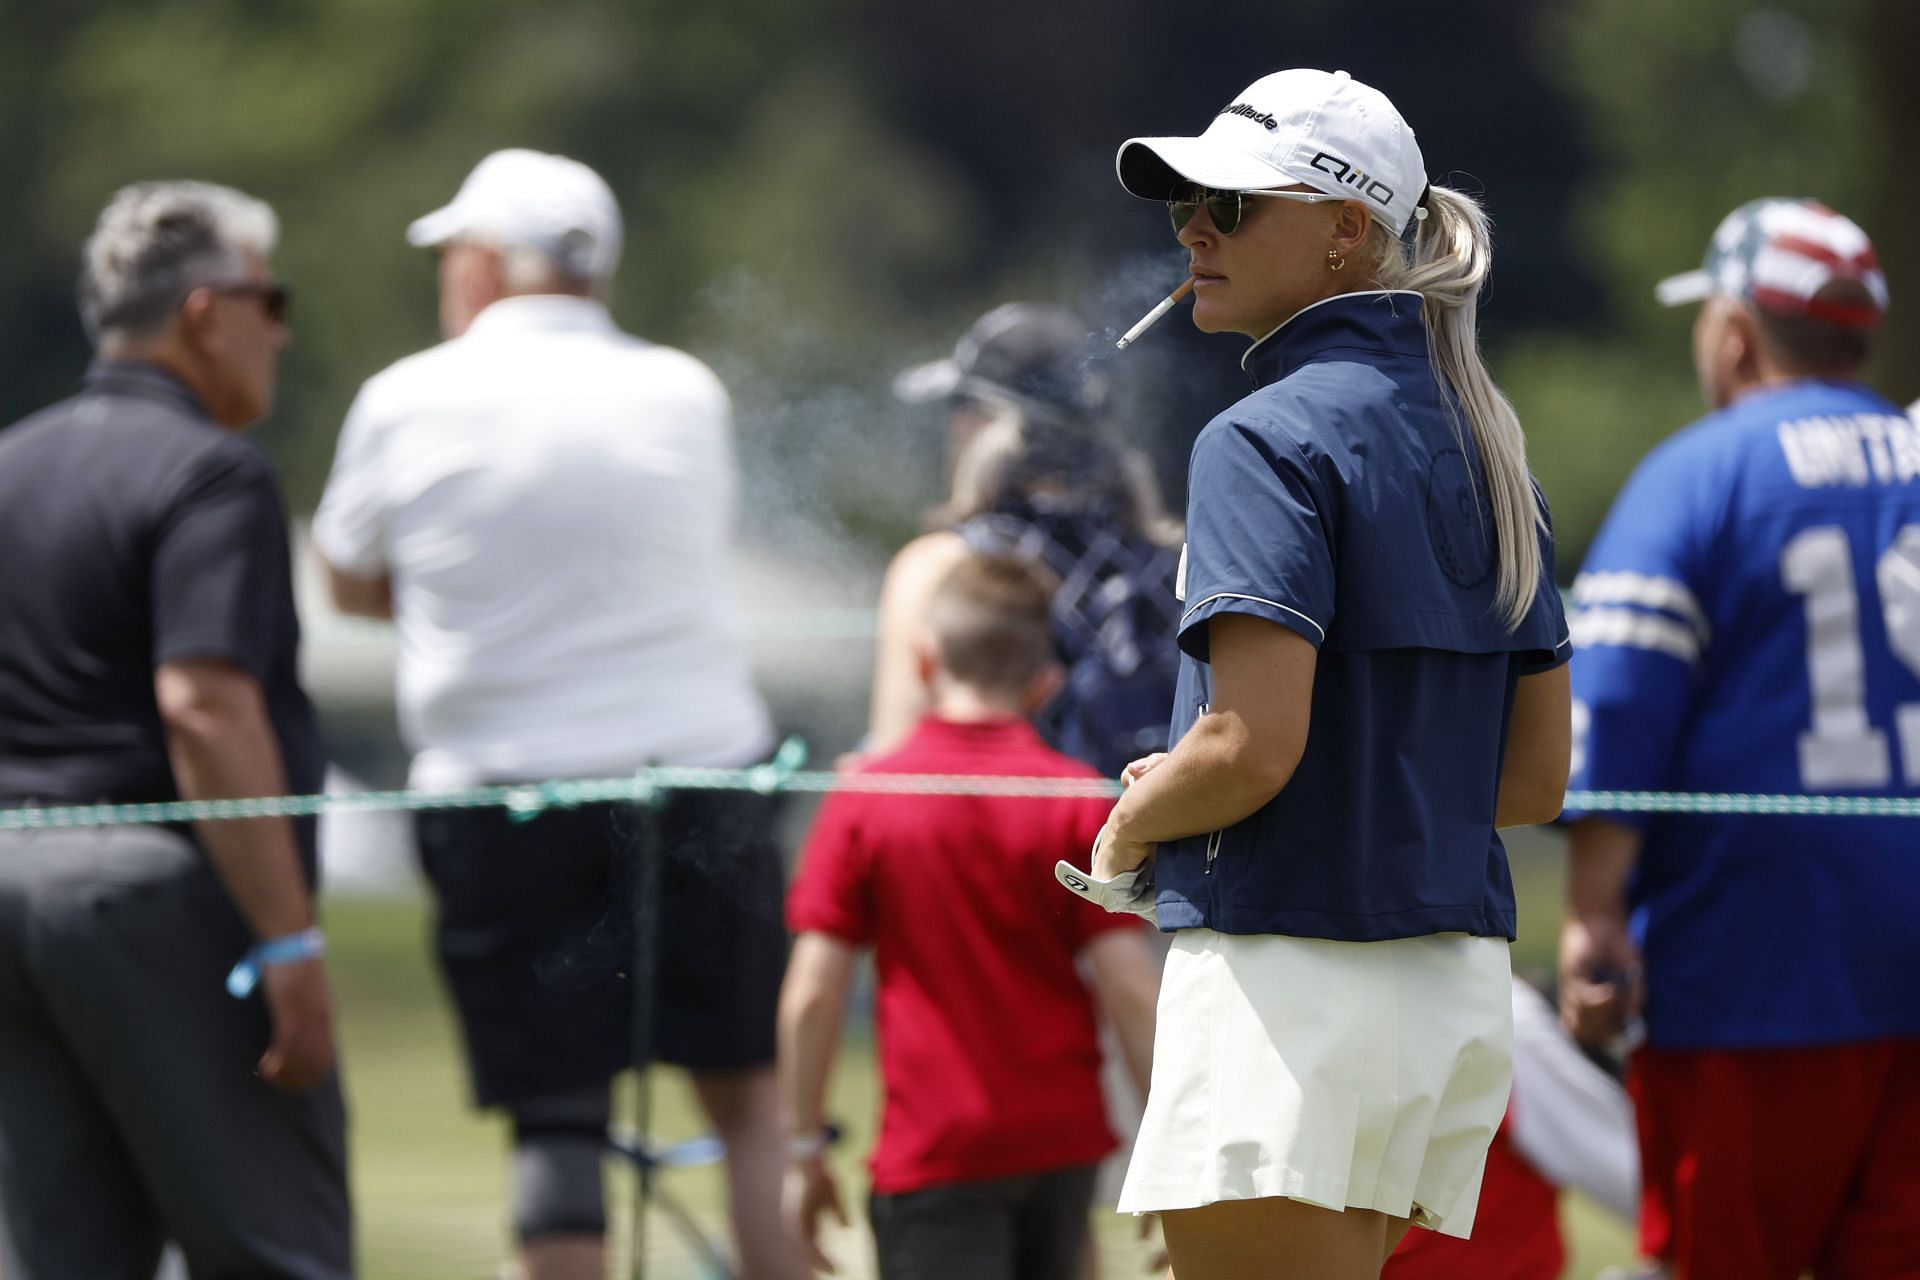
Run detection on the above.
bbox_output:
[1777,412,1920,490]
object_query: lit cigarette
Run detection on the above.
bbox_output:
[1115,277,1197,350]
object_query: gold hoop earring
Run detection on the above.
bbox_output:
[1327,249,1346,272]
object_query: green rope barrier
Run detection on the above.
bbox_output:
[2,771,1917,831]
[1566,790,1920,818]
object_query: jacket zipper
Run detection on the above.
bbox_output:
[1199,701,1222,875]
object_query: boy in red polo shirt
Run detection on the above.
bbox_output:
[778,552,1158,1280]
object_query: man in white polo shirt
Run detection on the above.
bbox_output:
[315,150,801,1280]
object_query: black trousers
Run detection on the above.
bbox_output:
[868,1164,1099,1280]
[0,826,351,1280]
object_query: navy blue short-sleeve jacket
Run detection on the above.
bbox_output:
[1158,291,1570,941]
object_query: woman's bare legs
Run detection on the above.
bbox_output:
[1159,1197,1412,1280]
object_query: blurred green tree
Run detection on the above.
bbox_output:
[1513,0,1907,565]
[0,0,983,551]
[1,0,1906,572]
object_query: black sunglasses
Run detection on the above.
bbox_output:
[1167,185,1340,236]
[207,280,292,325]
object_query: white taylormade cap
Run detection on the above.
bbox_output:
[1117,69,1428,239]
[407,149,623,279]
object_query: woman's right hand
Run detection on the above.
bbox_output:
[1092,824,1156,881]
[1095,753,1167,880]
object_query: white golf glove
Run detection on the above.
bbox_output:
[1055,836,1158,925]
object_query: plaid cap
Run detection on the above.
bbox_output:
[1656,198,1887,329]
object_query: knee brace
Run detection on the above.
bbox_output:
[508,1087,612,1242]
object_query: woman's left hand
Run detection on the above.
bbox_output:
[1093,823,1156,880]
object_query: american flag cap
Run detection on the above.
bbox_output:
[1655,198,1887,329]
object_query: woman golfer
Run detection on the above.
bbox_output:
[1060,69,1572,1278]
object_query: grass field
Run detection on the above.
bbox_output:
[328,832,1637,1279]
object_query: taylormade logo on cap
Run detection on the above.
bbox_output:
[1221,102,1278,131]
[1118,68,1429,239]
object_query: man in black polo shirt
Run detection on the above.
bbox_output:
[0,182,351,1279]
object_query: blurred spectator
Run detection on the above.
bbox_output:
[878,303,1183,1277]
[313,150,800,1280]
[1385,977,1637,1279]
[780,552,1159,1278]
[0,182,350,1278]
[870,303,1183,777]
[1563,198,1920,1279]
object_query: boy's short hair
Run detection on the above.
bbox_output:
[926,552,1058,694]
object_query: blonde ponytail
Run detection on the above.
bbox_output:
[1370,185,1544,629]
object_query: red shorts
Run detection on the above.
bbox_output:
[1385,1114,1563,1280]
[1632,1040,1920,1280]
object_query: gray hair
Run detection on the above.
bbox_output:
[79,181,279,343]
[494,240,601,295]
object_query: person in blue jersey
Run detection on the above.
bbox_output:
[1057,69,1572,1279]
[1560,199,1920,1280]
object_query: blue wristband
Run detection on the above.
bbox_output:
[226,927,326,999]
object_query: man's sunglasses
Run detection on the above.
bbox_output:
[1167,186,1341,236]
[207,280,292,324]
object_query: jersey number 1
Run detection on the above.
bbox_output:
[1781,524,1920,788]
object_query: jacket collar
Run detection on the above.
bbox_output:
[82,358,211,418]
[1240,290,1426,386]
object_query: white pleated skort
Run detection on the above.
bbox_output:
[1117,928,1513,1239]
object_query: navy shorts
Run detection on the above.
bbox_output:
[414,791,788,1107]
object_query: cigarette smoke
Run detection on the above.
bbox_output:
[530,249,1248,989]
[591,246,1249,778]
[681,247,1243,606]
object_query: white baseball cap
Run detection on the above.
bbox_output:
[1117,69,1428,239]
[407,149,623,279]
